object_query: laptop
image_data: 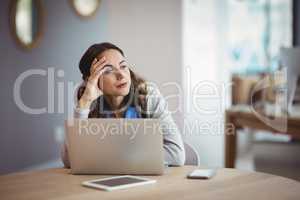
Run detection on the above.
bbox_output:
[65,118,164,175]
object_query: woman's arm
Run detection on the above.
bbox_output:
[62,58,106,168]
[146,84,186,166]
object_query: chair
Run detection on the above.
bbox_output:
[280,47,300,112]
[184,142,199,165]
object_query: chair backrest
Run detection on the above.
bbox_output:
[184,142,199,165]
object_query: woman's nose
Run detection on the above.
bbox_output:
[115,70,124,80]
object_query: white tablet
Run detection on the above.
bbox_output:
[82,175,156,191]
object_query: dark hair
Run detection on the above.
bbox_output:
[77,42,148,118]
[79,42,124,80]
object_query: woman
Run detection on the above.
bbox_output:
[61,42,185,167]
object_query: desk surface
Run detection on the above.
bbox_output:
[226,105,300,137]
[1,166,300,200]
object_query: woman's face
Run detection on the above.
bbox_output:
[96,49,131,96]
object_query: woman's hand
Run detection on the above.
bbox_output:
[78,57,107,109]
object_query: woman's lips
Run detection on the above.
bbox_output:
[116,82,127,89]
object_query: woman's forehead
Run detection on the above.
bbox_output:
[97,49,125,62]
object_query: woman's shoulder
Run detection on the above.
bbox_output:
[144,82,163,102]
[144,82,168,117]
[144,82,161,96]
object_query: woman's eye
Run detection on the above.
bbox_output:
[120,65,128,69]
[103,66,113,74]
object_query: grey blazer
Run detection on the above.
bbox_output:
[61,83,185,167]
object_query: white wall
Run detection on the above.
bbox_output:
[183,0,229,167]
[106,0,184,127]
[105,0,233,168]
[106,0,231,168]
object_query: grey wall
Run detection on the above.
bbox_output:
[0,0,108,174]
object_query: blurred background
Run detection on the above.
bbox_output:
[1,0,299,181]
